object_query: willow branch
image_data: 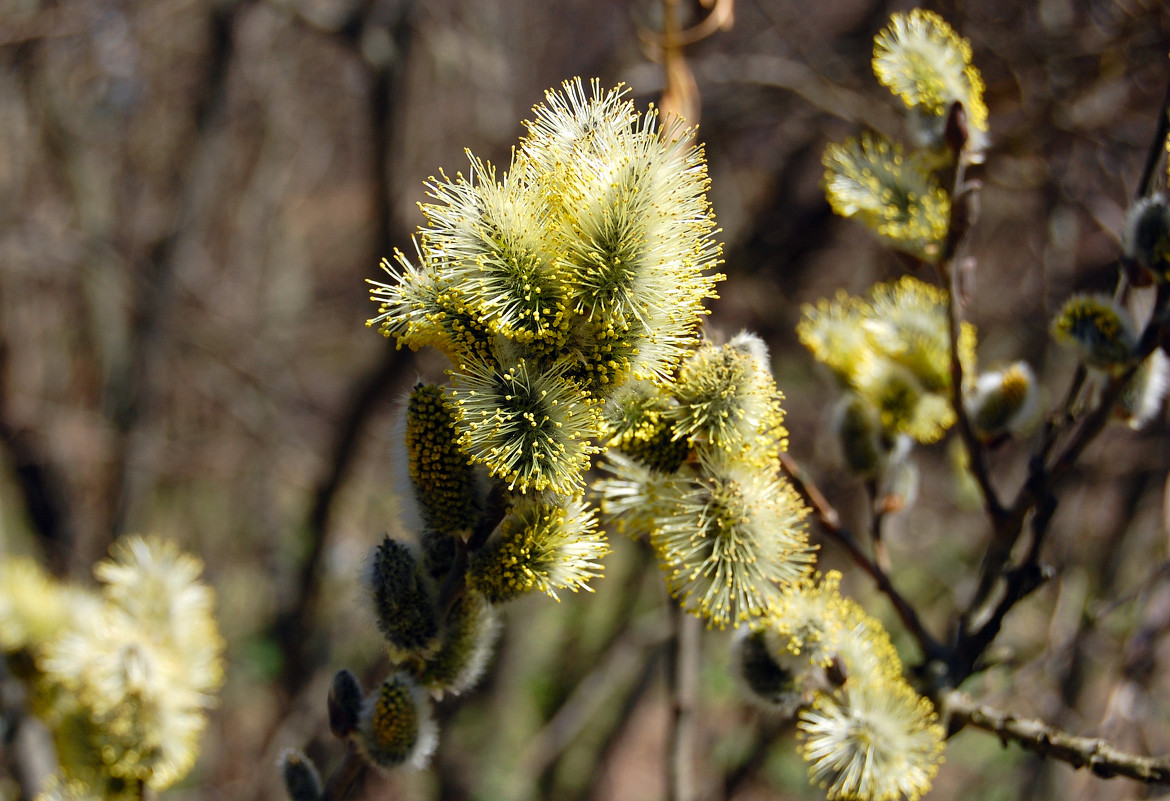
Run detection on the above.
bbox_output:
[520,611,671,776]
[320,746,368,801]
[779,452,944,662]
[945,266,1006,530]
[1136,76,1170,200]
[943,690,1170,783]
[666,603,702,801]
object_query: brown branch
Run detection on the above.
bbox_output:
[716,716,795,801]
[320,746,369,801]
[639,0,734,52]
[1135,76,1170,200]
[520,611,671,777]
[779,452,944,663]
[955,234,1170,682]
[271,0,420,699]
[943,690,1170,783]
[666,602,702,801]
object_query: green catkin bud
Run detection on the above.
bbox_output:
[420,529,458,581]
[366,538,439,659]
[278,749,323,801]
[355,673,437,771]
[415,591,498,697]
[1124,195,1170,281]
[328,669,364,738]
[966,362,1038,439]
[732,628,801,715]
[405,384,481,534]
[833,393,887,478]
[1051,294,1137,371]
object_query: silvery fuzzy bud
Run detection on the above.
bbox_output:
[1116,349,1170,430]
[278,749,322,801]
[965,361,1039,440]
[415,590,499,698]
[1123,195,1170,282]
[1051,294,1137,371]
[355,673,438,771]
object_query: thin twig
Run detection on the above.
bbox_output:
[666,601,702,801]
[320,746,369,801]
[943,690,1170,783]
[520,611,671,776]
[779,452,944,663]
[1135,76,1170,200]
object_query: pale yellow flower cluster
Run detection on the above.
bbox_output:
[823,10,988,262]
[353,79,725,774]
[596,332,813,628]
[799,275,975,449]
[0,537,224,800]
[734,572,945,801]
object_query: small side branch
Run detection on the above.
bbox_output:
[666,603,702,801]
[780,452,944,663]
[943,690,1170,783]
[320,746,368,801]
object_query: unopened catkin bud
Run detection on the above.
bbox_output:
[1051,294,1137,371]
[404,383,481,534]
[416,591,499,698]
[731,627,802,716]
[328,668,364,738]
[965,361,1039,439]
[1123,195,1170,282]
[278,749,322,801]
[833,393,887,478]
[355,673,438,771]
[365,537,439,659]
[1116,349,1170,430]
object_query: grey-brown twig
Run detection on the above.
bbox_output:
[942,690,1170,783]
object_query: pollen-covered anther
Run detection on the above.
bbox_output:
[467,497,608,603]
[447,359,601,495]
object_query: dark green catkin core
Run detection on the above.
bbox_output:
[738,630,797,705]
[369,537,439,657]
[416,591,495,695]
[359,674,423,768]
